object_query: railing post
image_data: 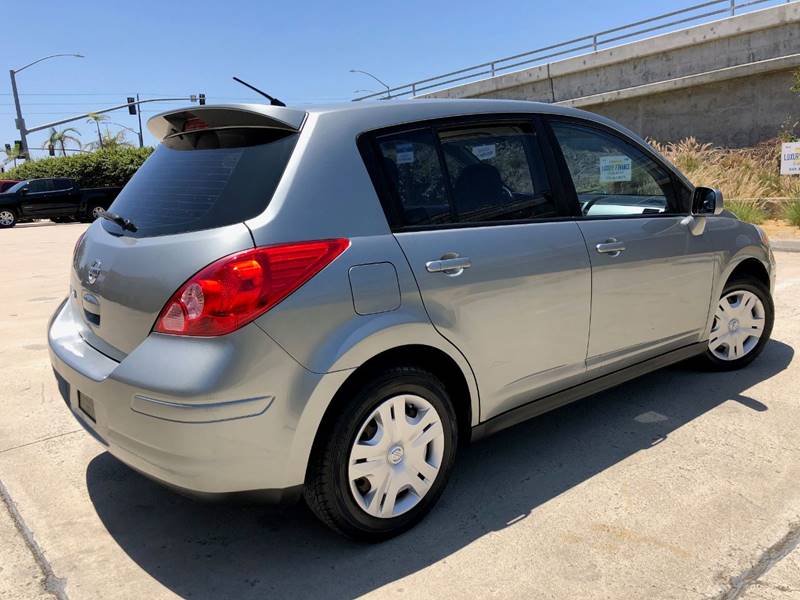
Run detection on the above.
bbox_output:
[490,62,496,77]
[411,83,416,97]
[592,34,598,51]
[730,0,735,15]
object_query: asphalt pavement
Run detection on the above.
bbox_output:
[1,222,799,600]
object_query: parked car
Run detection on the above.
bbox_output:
[0,179,21,193]
[0,177,120,228]
[48,100,775,540]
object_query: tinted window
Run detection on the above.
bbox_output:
[27,179,54,193]
[4,181,27,194]
[54,178,73,191]
[376,129,450,226]
[551,121,677,217]
[439,124,555,222]
[102,128,297,237]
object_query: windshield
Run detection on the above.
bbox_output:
[101,127,298,238]
[3,181,29,194]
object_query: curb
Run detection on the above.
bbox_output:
[771,240,800,253]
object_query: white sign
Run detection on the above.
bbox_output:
[471,144,496,160]
[781,142,800,175]
[395,142,415,165]
[600,155,632,182]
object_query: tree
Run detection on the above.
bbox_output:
[42,127,82,157]
[85,129,133,151]
[86,112,109,148]
[3,144,23,168]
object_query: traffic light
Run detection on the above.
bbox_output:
[127,97,137,115]
[199,93,206,105]
[48,144,55,157]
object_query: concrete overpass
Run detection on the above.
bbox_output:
[419,2,800,147]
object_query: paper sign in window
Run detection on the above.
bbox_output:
[395,143,415,165]
[599,155,632,183]
[471,144,496,160]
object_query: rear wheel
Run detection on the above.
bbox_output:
[83,204,106,222]
[0,209,16,228]
[700,278,773,370]
[305,366,458,541]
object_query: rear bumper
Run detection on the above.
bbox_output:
[48,297,348,499]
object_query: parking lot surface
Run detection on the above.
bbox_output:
[1,222,799,600]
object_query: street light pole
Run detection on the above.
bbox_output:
[9,53,84,159]
[349,69,392,99]
[9,70,28,159]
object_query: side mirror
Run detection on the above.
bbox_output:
[19,187,28,195]
[693,187,723,216]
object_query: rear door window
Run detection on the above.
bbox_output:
[438,124,555,222]
[373,120,557,228]
[54,178,73,191]
[101,128,298,237]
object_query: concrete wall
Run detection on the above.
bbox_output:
[424,3,800,147]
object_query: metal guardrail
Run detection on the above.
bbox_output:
[353,0,797,101]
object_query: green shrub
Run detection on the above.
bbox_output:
[726,198,767,225]
[1,147,153,187]
[784,198,800,227]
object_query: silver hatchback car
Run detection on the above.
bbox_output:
[49,99,775,540]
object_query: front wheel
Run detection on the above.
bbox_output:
[305,366,458,541]
[700,278,774,370]
[0,209,17,228]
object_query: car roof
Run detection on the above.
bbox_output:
[149,98,631,140]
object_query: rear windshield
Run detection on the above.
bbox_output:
[101,127,298,238]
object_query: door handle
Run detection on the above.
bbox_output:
[425,256,471,276]
[595,239,626,257]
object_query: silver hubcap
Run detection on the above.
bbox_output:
[709,290,765,361]
[348,394,445,519]
[92,206,105,219]
[0,210,14,226]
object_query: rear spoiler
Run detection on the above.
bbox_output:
[147,104,307,141]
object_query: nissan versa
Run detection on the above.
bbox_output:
[48,100,775,540]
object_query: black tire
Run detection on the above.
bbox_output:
[698,277,773,371]
[304,366,459,541]
[0,208,17,228]
[85,205,105,222]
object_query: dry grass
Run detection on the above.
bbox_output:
[784,199,800,227]
[648,137,800,202]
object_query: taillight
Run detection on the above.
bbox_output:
[154,239,349,336]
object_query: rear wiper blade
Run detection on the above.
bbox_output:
[101,211,137,232]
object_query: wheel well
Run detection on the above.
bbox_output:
[309,345,473,467]
[727,258,769,289]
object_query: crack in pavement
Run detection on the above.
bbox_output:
[0,429,82,455]
[0,477,68,600]
[715,520,800,600]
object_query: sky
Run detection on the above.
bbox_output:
[0,0,777,158]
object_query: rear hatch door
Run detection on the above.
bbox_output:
[72,105,305,358]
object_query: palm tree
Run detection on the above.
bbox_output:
[86,112,109,148]
[42,127,82,157]
[3,144,23,168]
[85,128,132,151]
